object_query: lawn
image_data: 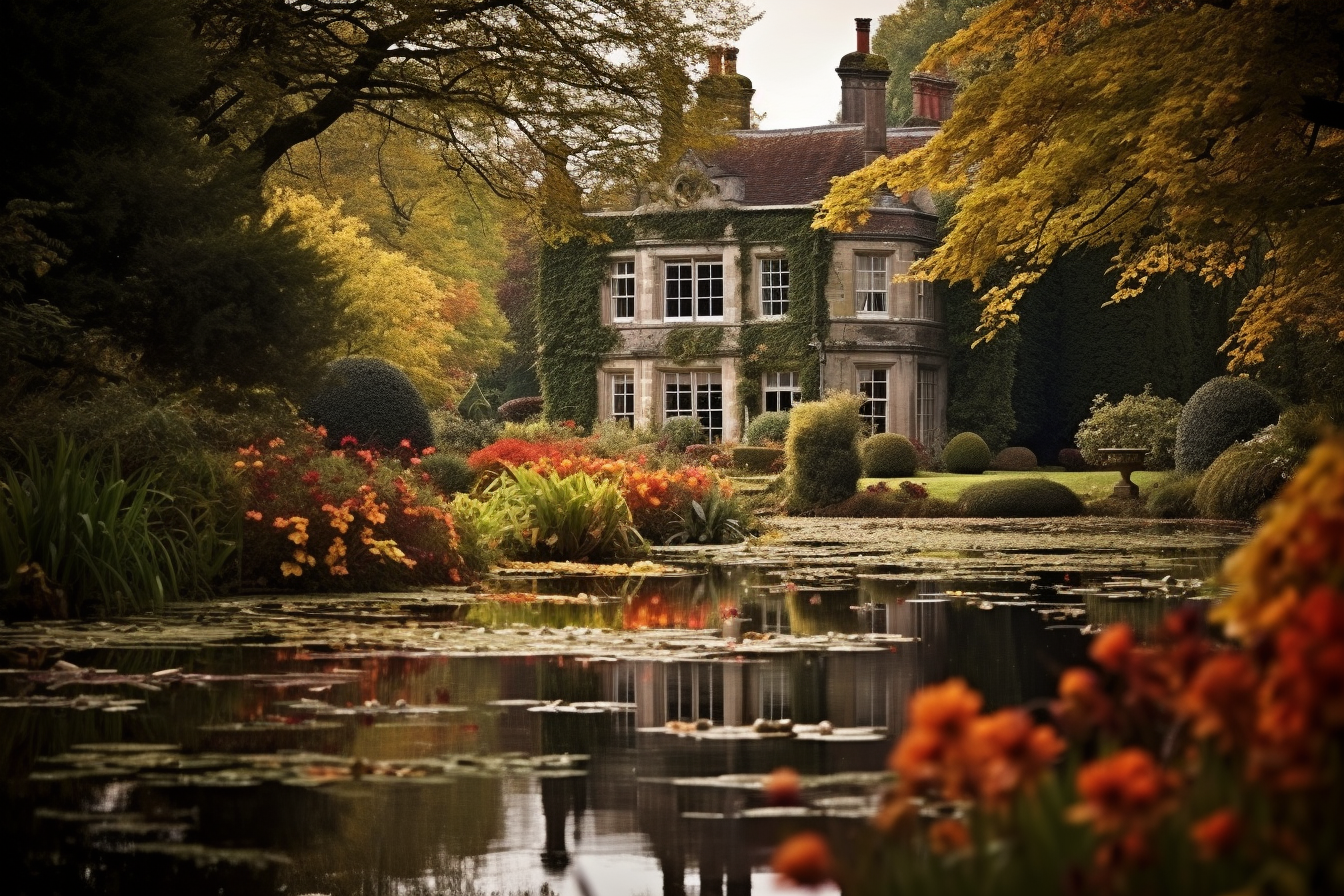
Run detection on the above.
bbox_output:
[861,469,1167,503]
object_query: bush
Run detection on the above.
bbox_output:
[1146,473,1203,519]
[910,438,935,472]
[304,357,433,450]
[786,394,864,511]
[475,466,644,561]
[745,411,791,446]
[1194,443,1287,521]
[732,446,784,473]
[467,438,589,476]
[958,477,1084,517]
[431,410,501,455]
[943,432,993,474]
[1174,376,1280,473]
[815,481,958,518]
[497,396,544,423]
[501,418,584,442]
[456,379,494,422]
[1076,385,1183,470]
[991,446,1039,471]
[420,452,476,496]
[668,488,748,545]
[862,433,919,478]
[590,420,640,458]
[1057,448,1091,471]
[1,437,233,618]
[660,416,706,453]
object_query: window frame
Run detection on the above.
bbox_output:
[855,253,890,316]
[610,260,636,322]
[762,371,800,413]
[759,257,790,318]
[857,367,889,434]
[917,366,939,446]
[663,258,724,322]
[611,371,635,426]
[663,369,724,441]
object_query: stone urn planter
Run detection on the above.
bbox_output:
[1097,447,1149,499]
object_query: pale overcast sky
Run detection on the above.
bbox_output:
[735,1,907,130]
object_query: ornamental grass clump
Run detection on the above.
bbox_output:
[772,435,1344,896]
[785,394,864,512]
[1193,442,1286,521]
[474,466,644,561]
[862,433,919,478]
[1,437,232,618]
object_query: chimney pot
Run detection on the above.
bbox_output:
[707,46,723,77]
[724,47,738,75]
[855,17,871,54]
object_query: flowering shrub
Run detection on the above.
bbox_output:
[466,437,588,476]
[232,429,467,588]
[774,435,1344,895]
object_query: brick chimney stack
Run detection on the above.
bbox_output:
[723,46,739,75]
[698,45,754,130]
[837,17,891,165]
[707,46,723,77]
[908,69,957,125]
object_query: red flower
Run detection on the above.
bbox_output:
[1071,748,1175,833]
[340,435,359,447]
[764,767,802,807]
[771,832,833,886]
[1090,624,1134,673]
[1191,809,1242,861]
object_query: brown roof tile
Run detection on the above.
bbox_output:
[708,126,935,206]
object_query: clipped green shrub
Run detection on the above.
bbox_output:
[1193,443,1287,521]
[1075,385,1183,470]
[304,357,433,450]
[990,447,1038,471]
[732,446,784,473]
[745,411,791,446]
[1146,473,1203,519]
[420,453,476,496]
[958,478,1084,518]
[660,416,706,453]
[943,432,992,474]
[1174,376,1280,473]
[497,396,544,423]
[431,410,501,454]
[862,433,918,478]
[786,394,864,511]
[456,379,494,421]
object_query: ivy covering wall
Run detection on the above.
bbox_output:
[536,209,832,426]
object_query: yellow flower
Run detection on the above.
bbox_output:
[234,461,246,469]
[281,561,304,577]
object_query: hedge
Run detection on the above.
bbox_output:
[498,396,544,423]
[943,432,992,474]
[990,447,1038,471]
[733,446,784,473]
[786,394,864,511]
[862,433,918,478]
[303,356,433,450]
[1174,376,1279,473]
[958,478,1084,518]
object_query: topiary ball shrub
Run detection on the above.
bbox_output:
[862,433,918,478]
[786,394,864,511]
[1146,473,1203,519]
[1057,448,1091,472]
[659,417,706,453]
[732,446,784,473]
[420,452,476,496]
[1174,377,1280,473]
[991,447,1038,471]
[497,396,544,423]
[958,478,1084,518]
[1193,443,1286,521]
[745,411,790,446]
[943,432,992,474]
[304,356,433,450]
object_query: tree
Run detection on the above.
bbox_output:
[181,0,753,199]
[872,0,985,125]
[818,0,1344,371]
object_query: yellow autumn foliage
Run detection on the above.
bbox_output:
[265,188,493,407]
[816,0,1344,369]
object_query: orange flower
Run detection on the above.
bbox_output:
[1071,748,1175,833]
[244,510,263,521]
[928,818,971,855]
[1191,809,1242,861]
[908,678,982,741]
[771,832,833,886]
[1180,652,1259,748]
[1090,624,1134,672]
[1056,667,1111,731]
[967,709,1065,803]
[764,767,802,807]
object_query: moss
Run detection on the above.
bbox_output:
[958,478,1084,518]
[837,52,891,72]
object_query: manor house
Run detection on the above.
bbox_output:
[562,19,953,444]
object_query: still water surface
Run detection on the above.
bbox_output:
[1,553,1228,896]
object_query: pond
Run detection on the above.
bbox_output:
[0,519,1248,896]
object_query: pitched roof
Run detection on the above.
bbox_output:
[707,124,938,207]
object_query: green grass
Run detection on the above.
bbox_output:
[861,469,1165,503]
